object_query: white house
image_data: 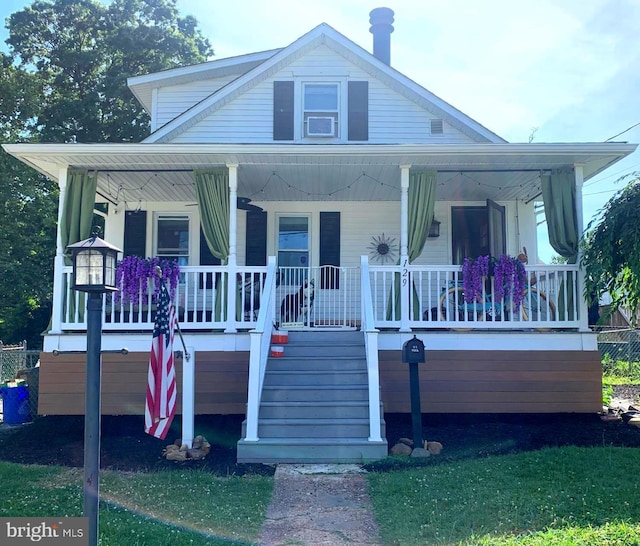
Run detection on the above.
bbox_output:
[4,8,636,462]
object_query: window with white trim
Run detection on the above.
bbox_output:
[155,214,190,266]
[303,83,339,137]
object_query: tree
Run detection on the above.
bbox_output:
[0,53,55,347]
[581,173,640,325]
[6,0,213,143]
[0,0,213,346]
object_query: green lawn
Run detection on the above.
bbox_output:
[368,446,640,546]
[0,462,272,545]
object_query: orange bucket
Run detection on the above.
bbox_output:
[271,331,289,344]
[270,346,285,358]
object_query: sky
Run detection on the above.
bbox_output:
[2,0,639,262]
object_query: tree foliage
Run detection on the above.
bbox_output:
[581,173,640,324]
[0,0,213,346]
[7,0,213,143]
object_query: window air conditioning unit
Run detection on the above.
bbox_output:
[307,116,335,137]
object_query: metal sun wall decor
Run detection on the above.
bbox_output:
[368,233,398,264]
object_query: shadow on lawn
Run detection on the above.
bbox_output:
[366,412,640,472]
[1,413,639,476]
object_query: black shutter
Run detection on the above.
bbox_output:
[245,210,267,266]
[320,212,340,289]
[273,81,294,141]
[348,81,368,141]
[123,211,146,257]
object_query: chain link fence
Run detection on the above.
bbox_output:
[0,341,40,421]
[597,327,640,378]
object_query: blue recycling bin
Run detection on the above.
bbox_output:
[1,384,31,424]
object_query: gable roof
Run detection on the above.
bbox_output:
[128,48,283,113]
[142,22,506,144]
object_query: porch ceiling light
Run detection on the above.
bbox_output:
[428,220,441,238]
[67,236,122,293]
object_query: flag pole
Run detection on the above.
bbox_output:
[155,266,189,362]
[154,266,195,447]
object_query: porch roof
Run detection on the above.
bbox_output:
[3,142,636,204]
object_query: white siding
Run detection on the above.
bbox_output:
[104,198,537,268]
[168,44,476,144]
[154,77,237,129]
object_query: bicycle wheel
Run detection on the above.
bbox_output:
[439,287,466,322]
[520,289,556,322]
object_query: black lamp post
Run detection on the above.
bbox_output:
[67,235,121,546]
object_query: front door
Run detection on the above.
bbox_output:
[275,213,358,329]
[277,215,312,328]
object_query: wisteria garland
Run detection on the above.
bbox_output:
[492,255,527,310]
[462,255,490,303]
[115,256,180,304]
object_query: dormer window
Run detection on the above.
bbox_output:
[303,83,338,137]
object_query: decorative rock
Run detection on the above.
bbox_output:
[628,416,640,428]
[192,435,205,449]
[621,411,639,423]
[410,447,431,458]
[426,441,443,455]
[398,437,414,448]
[164,444,179,454]
[391,442,412,456]
[187,447,208,460]
[166,449,187,462]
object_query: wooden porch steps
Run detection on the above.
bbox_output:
[237,330,388,463]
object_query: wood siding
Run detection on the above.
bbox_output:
[37,351,249,416]
[169,44,475,144]
[37,349,601,416]
[379,350,602,413]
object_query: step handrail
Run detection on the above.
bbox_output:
[361,255,382,442]
[245,256,278,442]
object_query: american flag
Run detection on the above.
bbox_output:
[145,281,177,439]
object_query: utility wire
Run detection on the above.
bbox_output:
[605,121,640,142]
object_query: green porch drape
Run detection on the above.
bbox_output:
[541,169,578,320]
[61,169,98,264]
[193,169,241,321]
[388,170,437,320]
[194,169,230,262]
[60,169,97,322]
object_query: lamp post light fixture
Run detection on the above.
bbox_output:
[67,235,121,546]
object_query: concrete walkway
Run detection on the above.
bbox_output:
[258,464,382,546]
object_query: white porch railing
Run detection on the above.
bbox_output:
[60,265,268,331]
[361,256,382,442]
[56,262,583,332]
[368,263,582,330]
[244,256,278,442]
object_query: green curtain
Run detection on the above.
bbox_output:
[193,169,241,322]
[387,170,437,320]
[541,169,578,320]
[194,169,230,262]
[61,169,98,264]
[60,169,97,322]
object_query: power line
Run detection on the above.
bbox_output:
[605,121,640,142]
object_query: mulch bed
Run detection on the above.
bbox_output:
[1,412,639,476]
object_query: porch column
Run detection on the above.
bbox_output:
[225,163,238,333]
[399,164,411,332]
[50,166,68,334]
[574,164,589,332]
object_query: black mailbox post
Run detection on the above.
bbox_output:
[402,335,425,449]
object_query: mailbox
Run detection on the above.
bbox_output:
[402,335,425,364]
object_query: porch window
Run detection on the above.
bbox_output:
[277,215,309,284]
[303,83,339,137]
[155,214,190,266]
